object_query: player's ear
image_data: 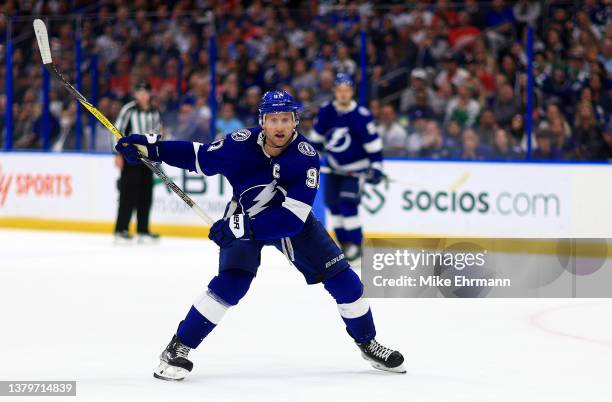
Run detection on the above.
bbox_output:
[293,113,299,128]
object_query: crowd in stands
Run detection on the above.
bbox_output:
[1,0,611,161]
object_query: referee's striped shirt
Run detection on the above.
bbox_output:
[115,100,162,137]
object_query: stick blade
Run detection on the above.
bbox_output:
[33,19,52,64]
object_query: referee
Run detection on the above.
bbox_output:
[113,81,162,244]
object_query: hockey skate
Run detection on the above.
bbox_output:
[113,231,133,245]
[153,335,193,381]
[137,232,160,245]
[357,338,406,373]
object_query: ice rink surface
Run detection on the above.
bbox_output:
[1,229,611,402]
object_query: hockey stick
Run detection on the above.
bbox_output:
[33,19,213,225]
[319,166,396,183]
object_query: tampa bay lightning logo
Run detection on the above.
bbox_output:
[298,141,316,156]
[239,180,286,217]
[231,129,252,141]
[325,127,351,153]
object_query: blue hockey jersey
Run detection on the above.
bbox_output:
[310,101,383,172]
[157,127,320,240]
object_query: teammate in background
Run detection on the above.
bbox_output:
[115,90,405,381]
[309,74,384,267]
[113,81,162,244]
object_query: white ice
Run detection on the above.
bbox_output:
[1,229,611,402]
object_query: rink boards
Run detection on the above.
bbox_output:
[0,152,611,238]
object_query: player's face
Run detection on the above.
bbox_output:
[262,112,296,148]
[334,84,353,106]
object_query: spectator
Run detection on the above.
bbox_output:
[448,11,480,51]
[491,127,522,160]
[476,108,497,139]
[435,53,470,89]
[368,99,381,124]
[594,123,612,160]
[485,0,515,57]
[174,103,209,142]
[599,37,612,75]
[297,87,316,123]
[459,127,491,160]
[574,101,603,159]
[52,102,81,151]
[334,45,357,77]
[548,118,575,158]
[443,120,463,153]
[532,130,562,160]
[399,68,436,115]
[512,0,542,29]
[540,67,573,116]
[14,104,60,149]
[291,59,316,92]
[312,70,334,106]
[465,57,495,99]
[493,84,521,127]
[419,121,454,160]
[376,104,408,157]
[215,103,243,138]
[445,84,481,127]
[238,87,262,128]
[406,89,436,122]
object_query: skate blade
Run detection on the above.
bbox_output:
[153,361,189,381]
[362,354,407,374]
[369,361,406,374]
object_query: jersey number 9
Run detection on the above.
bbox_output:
[306,168,319,189]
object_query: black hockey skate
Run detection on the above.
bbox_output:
[153,335,193,381]
[357,338,406,373]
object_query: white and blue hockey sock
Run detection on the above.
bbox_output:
[177,270,254,348]
[323,268,376,343]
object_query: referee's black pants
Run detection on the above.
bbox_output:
[114,162,153,234]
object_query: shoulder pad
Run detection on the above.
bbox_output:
[230,128,252,142]
[297,141,317,157]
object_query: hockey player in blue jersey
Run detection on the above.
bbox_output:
[115,90,404,380]
[309,74,384,267]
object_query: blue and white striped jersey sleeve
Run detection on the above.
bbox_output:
[157,137,233,177]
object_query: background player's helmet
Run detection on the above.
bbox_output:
[334,73,354,87]
[258,90,300,125]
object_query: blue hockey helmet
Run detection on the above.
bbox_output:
[334,73,354,87]
[258,90,300,125]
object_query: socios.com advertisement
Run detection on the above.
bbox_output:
[359,161,573,237]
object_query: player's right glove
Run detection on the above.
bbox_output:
[208,213,252,248]
[365,166,384,185]
[115,133,161,165]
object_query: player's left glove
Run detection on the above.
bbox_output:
[365,166,384,185]
[115,133,161,165]
[208,213,252,248]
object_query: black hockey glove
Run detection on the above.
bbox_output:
[209,213,252,248]
[365,166,384,185]
[115,133,161,165]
